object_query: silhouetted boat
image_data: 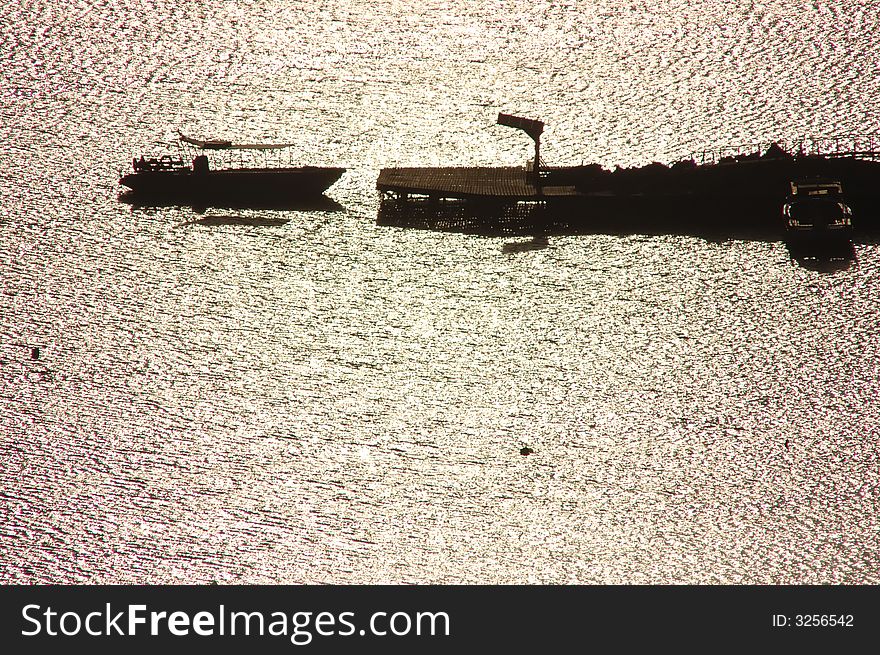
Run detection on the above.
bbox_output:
[119,133,345,202]
[783,179,854,252]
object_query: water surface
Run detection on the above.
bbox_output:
[1,0,879,583]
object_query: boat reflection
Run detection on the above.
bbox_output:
[786,240,857,272]
[177,215,291,228]
[502,235,549,253]
[119,191,344,213]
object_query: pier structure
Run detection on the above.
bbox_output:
[376,118,880,240]
[377,115,583,205]
[691,134,880,165]
[376,166,582,204]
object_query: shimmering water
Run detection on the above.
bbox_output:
[2,0,879,584]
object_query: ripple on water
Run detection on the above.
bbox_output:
[1,0,880,584]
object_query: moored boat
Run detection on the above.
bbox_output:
[119,133,345,202]
[782,178,854,250]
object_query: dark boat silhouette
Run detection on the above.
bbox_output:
[782,178,854,250]
[119,132,345,203]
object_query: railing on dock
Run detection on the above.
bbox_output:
[690,135,880,166]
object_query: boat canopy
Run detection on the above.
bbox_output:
[177,131,296,150]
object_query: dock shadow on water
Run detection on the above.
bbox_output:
[376,196,784,241]
[379,197,864,270]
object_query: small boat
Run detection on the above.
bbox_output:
[119,132,345,202]
[782,179,854,249]
[176,132,294,150]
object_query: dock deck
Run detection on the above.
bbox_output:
[377,166,580,201]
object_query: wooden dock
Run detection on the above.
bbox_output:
[376,166,581,201]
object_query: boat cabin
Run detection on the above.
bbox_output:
[788,179,843,199]
[132,154,188,173]
[783,178,852,235]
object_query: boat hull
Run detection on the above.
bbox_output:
[119,167,345,200]
[784,225,854,255]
